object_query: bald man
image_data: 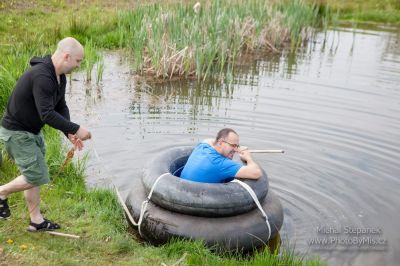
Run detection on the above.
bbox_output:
[0,37,91,231]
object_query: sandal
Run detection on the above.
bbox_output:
[0,198,11,219]
[27,218,61,232]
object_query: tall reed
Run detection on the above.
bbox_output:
[114,0,322,80]
[83,39,103,83]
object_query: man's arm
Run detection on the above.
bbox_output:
[33,75,79,134]
[34,76,91,147]
[55,94,91,141]
[54,96,70,122]
[235,150,262,179]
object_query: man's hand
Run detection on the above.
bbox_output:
[235,149,262,180]
[68,134,84,151]
[75,126,91,141]
[68,127,91,151]
[239,149,252,163]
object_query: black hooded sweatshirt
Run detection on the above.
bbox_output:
[2,56,80,135]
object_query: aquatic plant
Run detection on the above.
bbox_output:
[114,0,321,80]
[96,59,105,85]
[82,39,102,83]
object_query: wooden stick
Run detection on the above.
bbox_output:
[59,147,75,172]
[248,149,284,153]
[46,231,80,239]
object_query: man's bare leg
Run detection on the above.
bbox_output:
[0,175,34,199]
[24,186,44,224]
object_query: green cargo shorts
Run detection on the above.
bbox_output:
[0,127,49,186]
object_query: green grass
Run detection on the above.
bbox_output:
[311,0,400,24]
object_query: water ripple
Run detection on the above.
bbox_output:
[66,27,400,266]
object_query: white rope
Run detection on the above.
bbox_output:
[232,179,271,240]
[136,172,169,236]
[88,138,169,236]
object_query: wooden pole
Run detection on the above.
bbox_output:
[46,231,80,239]
[248,149,284,153]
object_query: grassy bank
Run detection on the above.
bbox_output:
[315,0,400,24]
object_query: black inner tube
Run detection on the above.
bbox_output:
[141,146,269,217]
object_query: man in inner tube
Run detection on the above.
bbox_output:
[181,128,262,183]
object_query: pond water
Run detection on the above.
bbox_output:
[67,24,400,266]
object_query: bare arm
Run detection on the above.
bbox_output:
[235,150,262,179]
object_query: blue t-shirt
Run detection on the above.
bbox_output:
[180,143,242,183]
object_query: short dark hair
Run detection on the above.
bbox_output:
[215,128,237,142]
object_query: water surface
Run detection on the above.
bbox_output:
[67,25,400,266]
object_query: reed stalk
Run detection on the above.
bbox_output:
[114,0,322,80]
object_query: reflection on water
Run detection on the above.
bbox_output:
[130,80,237,135]
[67,25,400,266]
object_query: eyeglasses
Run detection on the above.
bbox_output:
[222,140,240,149]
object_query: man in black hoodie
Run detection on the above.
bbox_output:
[0,37,91,231]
